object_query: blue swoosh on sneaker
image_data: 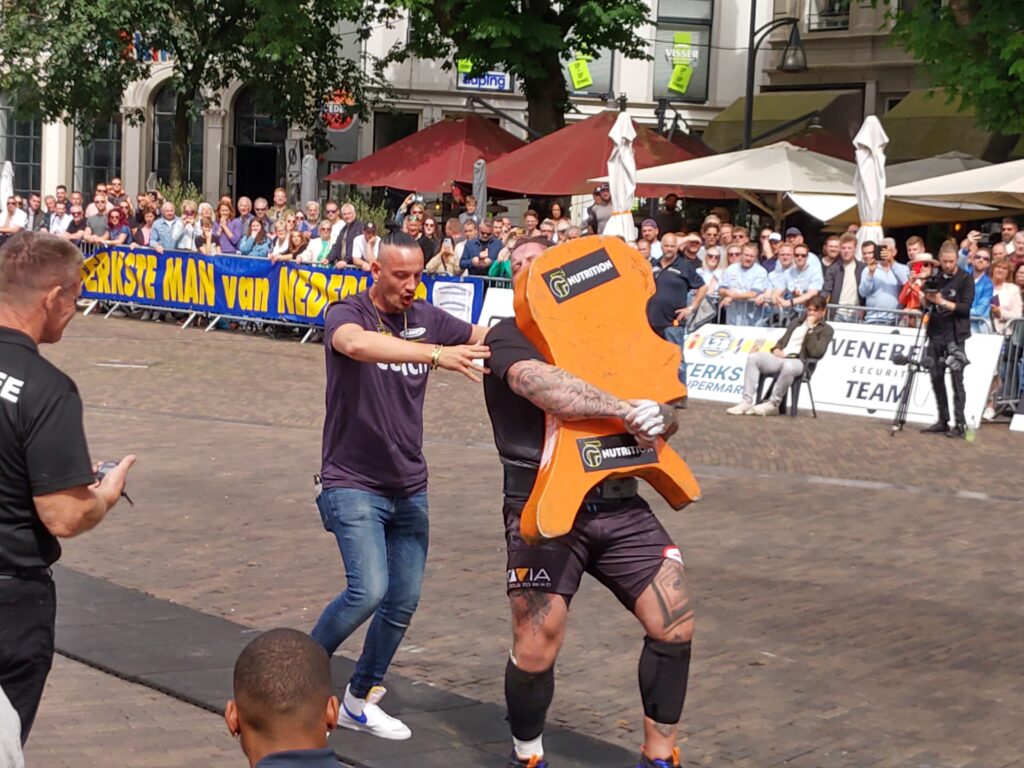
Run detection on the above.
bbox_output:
[342,703,368,725]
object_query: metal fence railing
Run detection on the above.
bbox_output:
[995,318,1024,413]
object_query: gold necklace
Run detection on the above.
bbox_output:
[370,293,407,338]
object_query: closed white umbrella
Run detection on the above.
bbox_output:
[472,158,487,214]
[602,112,637,241]
[300,154,318,206]
[0,162,13,204]
[852,116,888,252]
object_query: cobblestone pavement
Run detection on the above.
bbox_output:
[23,656,239,767]
[29,314,1024,767]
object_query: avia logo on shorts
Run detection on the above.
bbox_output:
[576,433,656,472]
[400,326,427,340]
[507,567,552,589]
[542,248,620,303]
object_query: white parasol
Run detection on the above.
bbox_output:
[602,112,638,241]
[852,116,889,252]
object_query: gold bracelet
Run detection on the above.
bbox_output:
[430,345,442,371]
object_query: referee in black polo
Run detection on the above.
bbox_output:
[0,231,134,744]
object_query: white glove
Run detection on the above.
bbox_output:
[625,399,666,438]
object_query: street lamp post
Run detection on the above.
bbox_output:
[741,0,808,150]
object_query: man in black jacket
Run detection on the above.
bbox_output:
[821,233,864,320]
[920,243,975,438]
[727,294,833,416]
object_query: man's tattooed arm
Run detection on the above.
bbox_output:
[506,360,631,421]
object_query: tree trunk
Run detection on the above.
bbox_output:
[169,90,190,188]
[523,55,569,137]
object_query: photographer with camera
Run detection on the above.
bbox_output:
[0,232,134,744]
[920,242,975,438]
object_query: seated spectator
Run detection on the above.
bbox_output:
[822,233,865,321]
[859,240,910,325]
[102,209,132,246]
[350,222,380,271]
[726,294,833,416]
[133,207,157,247]
[718,243,770,326]
[213,201,241,254]
[966,248,994,333]
[224,628,338,768]
[240,218,271,258]
[63,205,89,243]
[195,220,220,255]
[426,237,463,276]
[300,221,336,265]
[460,218,502,276]
[47,202,72,237]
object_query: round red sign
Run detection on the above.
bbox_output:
[322,90,355,133]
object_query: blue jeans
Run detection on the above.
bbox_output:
[664,325,687,385]
[311,487,429,697]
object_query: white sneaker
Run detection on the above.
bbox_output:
[337,685,412,740]
[750,400,779,416]
[982,406,997,421]
[726,401,753,415]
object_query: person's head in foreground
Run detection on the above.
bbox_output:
[225,628,339,768]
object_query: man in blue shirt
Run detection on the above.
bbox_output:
[719,243,770,326]
[226,629,342,768]
[966,248,993,333]
[148,201,184,253]
[859,240,910,325]
[460,217,502,276]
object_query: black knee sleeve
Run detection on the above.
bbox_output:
[638,636,691,724]
[505,657,554,740]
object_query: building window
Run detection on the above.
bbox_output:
[653,0,713,104]
[565,48,615,98]
[152,84,204,185]
[807,0,850,32]
[234,88,288,147]
[373,110,419,152]
[74,118,122,194]
[0,97,43,196]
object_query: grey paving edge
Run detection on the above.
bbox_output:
[52,565,636,768]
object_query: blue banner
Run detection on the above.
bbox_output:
[81,248,488,325]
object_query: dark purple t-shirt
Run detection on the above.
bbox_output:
[321,291,473,496]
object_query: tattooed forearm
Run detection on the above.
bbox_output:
[507,360,630,421]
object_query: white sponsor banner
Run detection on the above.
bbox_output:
[684,322,1003,425]
[430,281,476,324]
[479,287,514,326]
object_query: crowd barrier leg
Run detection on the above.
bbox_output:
[179,311,199,329]
[205,315,224,333]
[103,301,126,319]
[300,327,317,344]
[83,299,100,316]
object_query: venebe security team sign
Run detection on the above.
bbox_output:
[685,322,1003,426]
[81,248,484,325]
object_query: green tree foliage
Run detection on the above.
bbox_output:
[385,0,651,135]
[883,0,1024,134]
[0,0,383,186]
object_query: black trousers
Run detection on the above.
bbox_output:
[0,576,56,744]
[927,337,967,426]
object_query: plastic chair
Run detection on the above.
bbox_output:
[756,359,821,418]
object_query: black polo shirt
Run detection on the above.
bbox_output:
[0,327,94,570]
[483,318,546,468]
[646,255,705,336]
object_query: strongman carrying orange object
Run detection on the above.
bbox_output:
[482,235,699,768]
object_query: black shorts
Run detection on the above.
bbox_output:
[503,496,681,611]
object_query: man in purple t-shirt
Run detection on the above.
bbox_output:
[312,231,490,741]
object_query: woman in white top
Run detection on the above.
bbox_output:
[269,220,290,257]
[299,220,335,264]
[697,246,724,297]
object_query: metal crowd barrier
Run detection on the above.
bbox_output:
[825,303,995,334]
[995,318,1024,413]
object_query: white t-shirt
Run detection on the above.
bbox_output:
[782,322,809,357]
[352,234,379,265]
[839,260,859,306]
[330,219,345,245]
[1,208,28,229]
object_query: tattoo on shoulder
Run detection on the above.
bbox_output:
[651,560,693,639]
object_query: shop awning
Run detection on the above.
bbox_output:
[701,90,862,152]
[480,110,732,199]
[880,89,1017,163]
[324,115,525,193]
